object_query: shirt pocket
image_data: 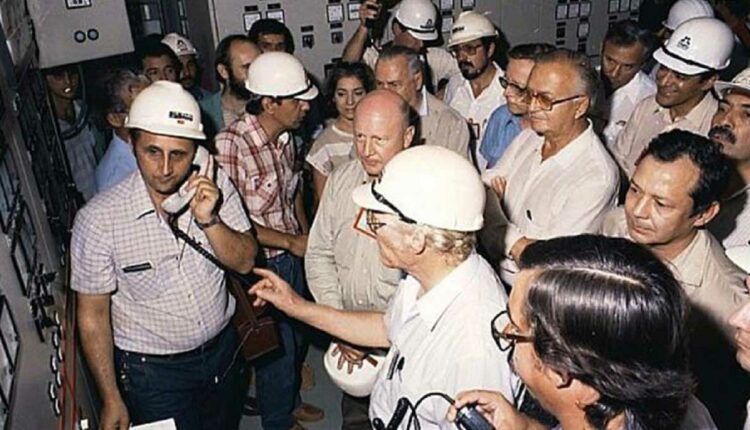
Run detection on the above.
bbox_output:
[119,262,164,302]
[250,173,280,213]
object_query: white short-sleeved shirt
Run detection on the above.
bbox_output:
[443,63,506,145]
[600,71,656,147]
[483,123,619,285]
[70,167,252,354]
[369,253,517,429]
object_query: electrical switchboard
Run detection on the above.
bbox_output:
[182,0,637,88]
[26,0,135,69]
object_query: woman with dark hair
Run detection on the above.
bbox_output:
[305,61,374,203]
[449,234,714,430]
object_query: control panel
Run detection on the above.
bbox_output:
[26,0,134,69]
[182,0,638,88]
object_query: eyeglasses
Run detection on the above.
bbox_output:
[365,210,386,233]
[491,310,534,353]
[370,182,417,226]
[450,41,484,57]
[522,90,585,112]
[498,76,526,96]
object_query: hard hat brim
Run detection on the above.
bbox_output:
[661,19,676,31]
[407,28,438,41]
[653,47,710,76]
[351,182,396,215]
[124,121,206,141]
[247,83,320,101]
[447,31,498,48]
[295,84,319,101]
[714,81,750,98]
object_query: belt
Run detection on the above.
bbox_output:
[118,325,230,361]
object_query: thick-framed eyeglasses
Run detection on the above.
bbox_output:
[522,90,584,112]
[450,41,485,57]
[491,310,534,353]
[365,210,386,234]
[370,182,417,226]
[498,76,526,96]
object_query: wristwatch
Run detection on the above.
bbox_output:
[195,214,221,230]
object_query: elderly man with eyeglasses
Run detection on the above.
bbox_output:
[481,48,619,286]
[249,145,518,429]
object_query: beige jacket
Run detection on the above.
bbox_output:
[601,207,748,342]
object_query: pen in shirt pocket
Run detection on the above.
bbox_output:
[526,210,533,221]
[122,261,153,273]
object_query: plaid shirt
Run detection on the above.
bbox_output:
[215,113,301,258]
[70,168,253,355]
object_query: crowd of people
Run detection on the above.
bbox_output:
[61,0,750,429]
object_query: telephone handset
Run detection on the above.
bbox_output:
[162,146,212,214]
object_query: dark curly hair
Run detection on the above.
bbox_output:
[518,234,693,430]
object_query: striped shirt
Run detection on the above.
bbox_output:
[305,122,355,176]
[215,113,302,258]
[70,167,252,355]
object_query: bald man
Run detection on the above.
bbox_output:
[306,90,414,428]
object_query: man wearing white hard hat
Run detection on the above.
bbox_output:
[443,11,505,167]
[343,0,459,93]
[612,17,734,178]
[709,67,750,249]
[71,81,258,430]
[162,32,208,101]
[250,145,516,429]
[659,0,714,41]
[306,90,413,429]
[214,52,322,429]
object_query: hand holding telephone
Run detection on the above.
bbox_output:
[162,146,213,215]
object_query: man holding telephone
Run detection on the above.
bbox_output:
[71,81,258,430]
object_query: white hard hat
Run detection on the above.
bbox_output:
[663,0,714,31]
[653,18,733,75]
[323,344,386,398]
[726,246,750,273]
[715,67,750,97]
[124,81,205,140]
[245,52,319,100]
[394,0,438,42]
[352,146,485,232]
[448,11,497,48]
[161,32,198,57]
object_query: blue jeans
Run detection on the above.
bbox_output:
[255,252,308,429]
[114,325,247,430]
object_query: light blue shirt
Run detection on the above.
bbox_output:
[479,105,523,169]
[95,134,137,194]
